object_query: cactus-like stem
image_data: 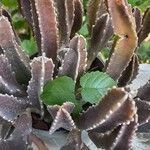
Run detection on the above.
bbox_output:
[48,102,76,135]
[88,126,121,149]
[112,115,138,150]
[135,98,150,125]
[0,54,26,96]
[87,0,107,33]
[137,81,150,101]
[18,0,33,26]
[0,15,31,85]
[106,0,138,81]
[90,95,136,133]
[54,0,74,47]
[59,35,87,81]
[71,0,83,38]
[27,55,54,113]
[87,13,113,69]
[0,94,30,123]
[61,129,89,149]
[30,0,59,61]
[133,7,142,33]
[118,54,139,87]
[138,8,150,44]
[78,88,136,131]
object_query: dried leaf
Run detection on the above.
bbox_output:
[0,15,31,85]
[106,0,138,80]
[27,56,54,112]
[30,0,59,60]
[48,102,76,135]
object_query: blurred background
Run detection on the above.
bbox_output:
[0,0,150,63]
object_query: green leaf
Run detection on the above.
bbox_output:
[41,76,82,115]
[79,22,89,37]
[128,0,150,12]
[80,71,117,104]
[21,39,38,56]
[138,41,150,62]
[1,0,17,8]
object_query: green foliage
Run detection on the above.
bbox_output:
[41,72,117,115]
[1,0,17,8]
[80,71,117,103]
[128,0,150,12]
[79,0,89,38]
[79,17,89,37]
[83,0,89,8]
[12,14,28,30]
[41,76,76,105]
[41,76,82,115]
[21,38,38,56]
[138,41,150,62]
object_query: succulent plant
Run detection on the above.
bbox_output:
[0,0,150,149]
